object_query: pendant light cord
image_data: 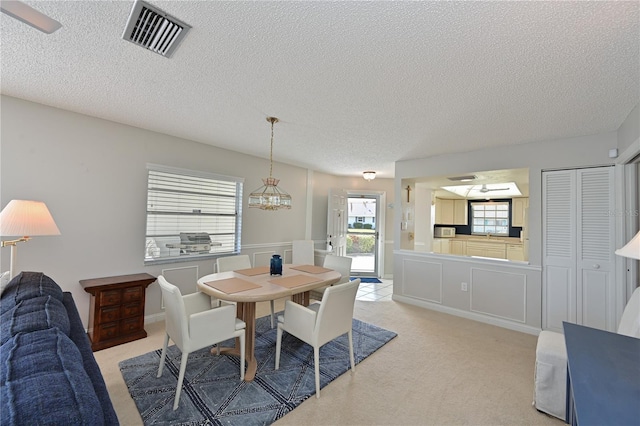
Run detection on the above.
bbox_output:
[267,117,279,179]
[269,119,274,179]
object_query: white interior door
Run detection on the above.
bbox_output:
[327,188,348,256]
[576,167,615,330]
[542,170,577,332]
[542,166,616,332]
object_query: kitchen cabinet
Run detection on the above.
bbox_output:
[453,200,468,225]
[433,238,450,254]
[435,199,468,225]
[512,198,529,227]
[466,240,506,259]
[449,239,467,255]
[506,244,524,261]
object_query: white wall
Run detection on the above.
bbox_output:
[310,171,396,277]
[396,132,619,265]
[394,131,624,332]
[0,95,394,326]
[617,104,639,156]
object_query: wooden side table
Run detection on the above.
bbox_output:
[81,273,156,351]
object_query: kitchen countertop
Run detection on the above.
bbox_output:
[436,235,523,245]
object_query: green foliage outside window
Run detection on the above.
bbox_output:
[346,234,375,254]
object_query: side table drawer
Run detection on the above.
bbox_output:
[97,322,119,341]
[120,317,143,334]
[122,286,143,302]
[99,305,120,323]
[99,289,121,306]
[121,302,142,318]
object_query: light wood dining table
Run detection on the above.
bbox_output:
[196,264,341,381]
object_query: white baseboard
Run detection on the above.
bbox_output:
[144,312,165,325]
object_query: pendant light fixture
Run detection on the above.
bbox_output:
[248,117,292,210]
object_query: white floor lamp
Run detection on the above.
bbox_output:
[0,200,61,279]
[615,230,640,260]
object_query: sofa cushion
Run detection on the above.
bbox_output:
[0,295,70,346]
[0,328,105,426]
[0,272,64,315]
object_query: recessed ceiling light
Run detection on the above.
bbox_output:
[447,175,476,182]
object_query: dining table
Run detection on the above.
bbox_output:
[196,263,341,381]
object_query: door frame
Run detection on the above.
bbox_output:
[615,139,640,324]
[346,190,386,278]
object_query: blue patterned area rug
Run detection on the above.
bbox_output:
[119,314,396,425]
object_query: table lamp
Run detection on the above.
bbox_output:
[0,200,61,279]
[615,230,640,260]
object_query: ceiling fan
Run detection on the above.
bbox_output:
[1,1,62,34]
[478,184,509,193]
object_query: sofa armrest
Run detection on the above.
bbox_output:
[63,292,119,425]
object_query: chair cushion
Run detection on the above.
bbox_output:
[0,295,70,346]
[0,328,105,425]
[0,272,64,315]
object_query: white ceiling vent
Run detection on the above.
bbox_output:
[122,1,191,58]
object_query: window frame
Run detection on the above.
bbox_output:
[470,201,510,236]
[144,164,244,265]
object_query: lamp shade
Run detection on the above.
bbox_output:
[0,200,60,237]
[615,230,640,260]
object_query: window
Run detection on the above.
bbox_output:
[144,164,243,263]
[471,202,509,236]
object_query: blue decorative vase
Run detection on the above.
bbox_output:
[270,254,283,276]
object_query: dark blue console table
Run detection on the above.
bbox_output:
[563,322,640,426]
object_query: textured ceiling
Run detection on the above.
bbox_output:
[1,1,638,179]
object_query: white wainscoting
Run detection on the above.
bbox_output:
[253,251,276,267]
[149,265,200,323]
[400,258,443,304]
[470,267,527,323]
[161,265,200,295]
[394,250,542,335]
[283,249,293,264]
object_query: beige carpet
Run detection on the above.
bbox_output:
[94,299,563,425]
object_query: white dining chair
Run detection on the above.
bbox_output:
[292,240,315,265]
[156,275,246,410]
[275,278,361,398]
[533,285,640,419]
[310,255,352,301]
[216,254,276,328]
[216,254,253,273]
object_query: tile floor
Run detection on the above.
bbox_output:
[354,278,393,301]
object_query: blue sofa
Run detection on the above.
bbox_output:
[1,272,119,425]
